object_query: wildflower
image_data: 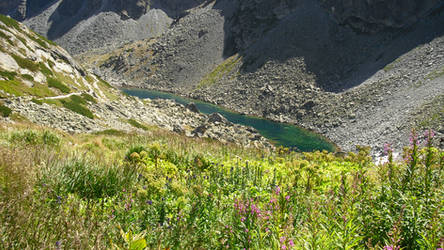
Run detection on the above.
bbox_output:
[245,229,249,233]
[280,236,286,244]
[289,240,294,247]
[285,195,290,201]
[275,186,281,195]
[383,143,392,156]
[281,245,287,250]
[241,217,246,222]
[146,200,153,205]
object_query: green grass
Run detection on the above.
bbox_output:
[0,70,17,80]
[60,99,94,119]
[127,119,149,131]
[0,124,442,249]
[0,14,21,30]
[47,77,70,93]
[198,55,241,88]
[10,54,40,72]
[0,79,55,97]
[0,104,12,117]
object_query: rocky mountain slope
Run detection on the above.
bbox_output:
[0,15,271,149]
[1,0,209,55]
[86,0,444,153]
[3,0,444,152]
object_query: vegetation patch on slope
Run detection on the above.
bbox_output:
[47,78,70,94]
[198,55,241,88]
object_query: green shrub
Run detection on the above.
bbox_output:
[94,129,127,136]
[11,54,39,72]
[128,119,149,131]
[21,74,34,81]
[47,77,70,93]
[60,99,94,119]
[0,104,12,117]
[39,62,53,76]
[31,98,43,105]
[81,93,97,104]
[0,70,16,80]
[70,95,87,105]
[0,14,20,30]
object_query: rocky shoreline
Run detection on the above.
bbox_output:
[2,95,273,149]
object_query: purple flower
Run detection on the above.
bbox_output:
[275,186,281,195]
[146,200,153,205]
[241,217,245,222]
[285,195,290,201]
[289,240,294,247]
[280,236,286,243]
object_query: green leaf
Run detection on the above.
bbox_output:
[129,238,147,250]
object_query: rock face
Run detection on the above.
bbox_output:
[0,0,209,54]
[320,0,441,33]
[0,15,272,149]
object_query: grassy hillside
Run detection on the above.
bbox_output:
[0,122,442,249]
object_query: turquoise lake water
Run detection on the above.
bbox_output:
[123,88,336,152]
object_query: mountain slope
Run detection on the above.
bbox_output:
[89,0,444,152]
[0,15,271,148]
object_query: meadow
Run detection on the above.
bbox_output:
[0,123,442,249]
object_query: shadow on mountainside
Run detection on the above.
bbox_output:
[40,0,209,41]
[216,0,444,93]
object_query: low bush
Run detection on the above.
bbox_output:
[0,104,12,117]
[60,99,94,119]
[47,78,70,93]
[0,70,16,80]
[11,54,39,72]
[128,119,149,131]
[81,93,97,104]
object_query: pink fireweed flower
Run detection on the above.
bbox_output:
[289,240,294,247]
[281,245,286,249]
[383,143,392,156]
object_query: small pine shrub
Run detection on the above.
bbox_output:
[60,99,94,119]
[70,95,87,105]
[21,74,34,81]
[31,98,43,105]
[39,62,53,76]
[0,70,16,80]
[11,54,39,72]
[94,129,127,136]
[81,93,97,104]
[47,78,70,93]
[128,119,149,131]
[0,104,12,117]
